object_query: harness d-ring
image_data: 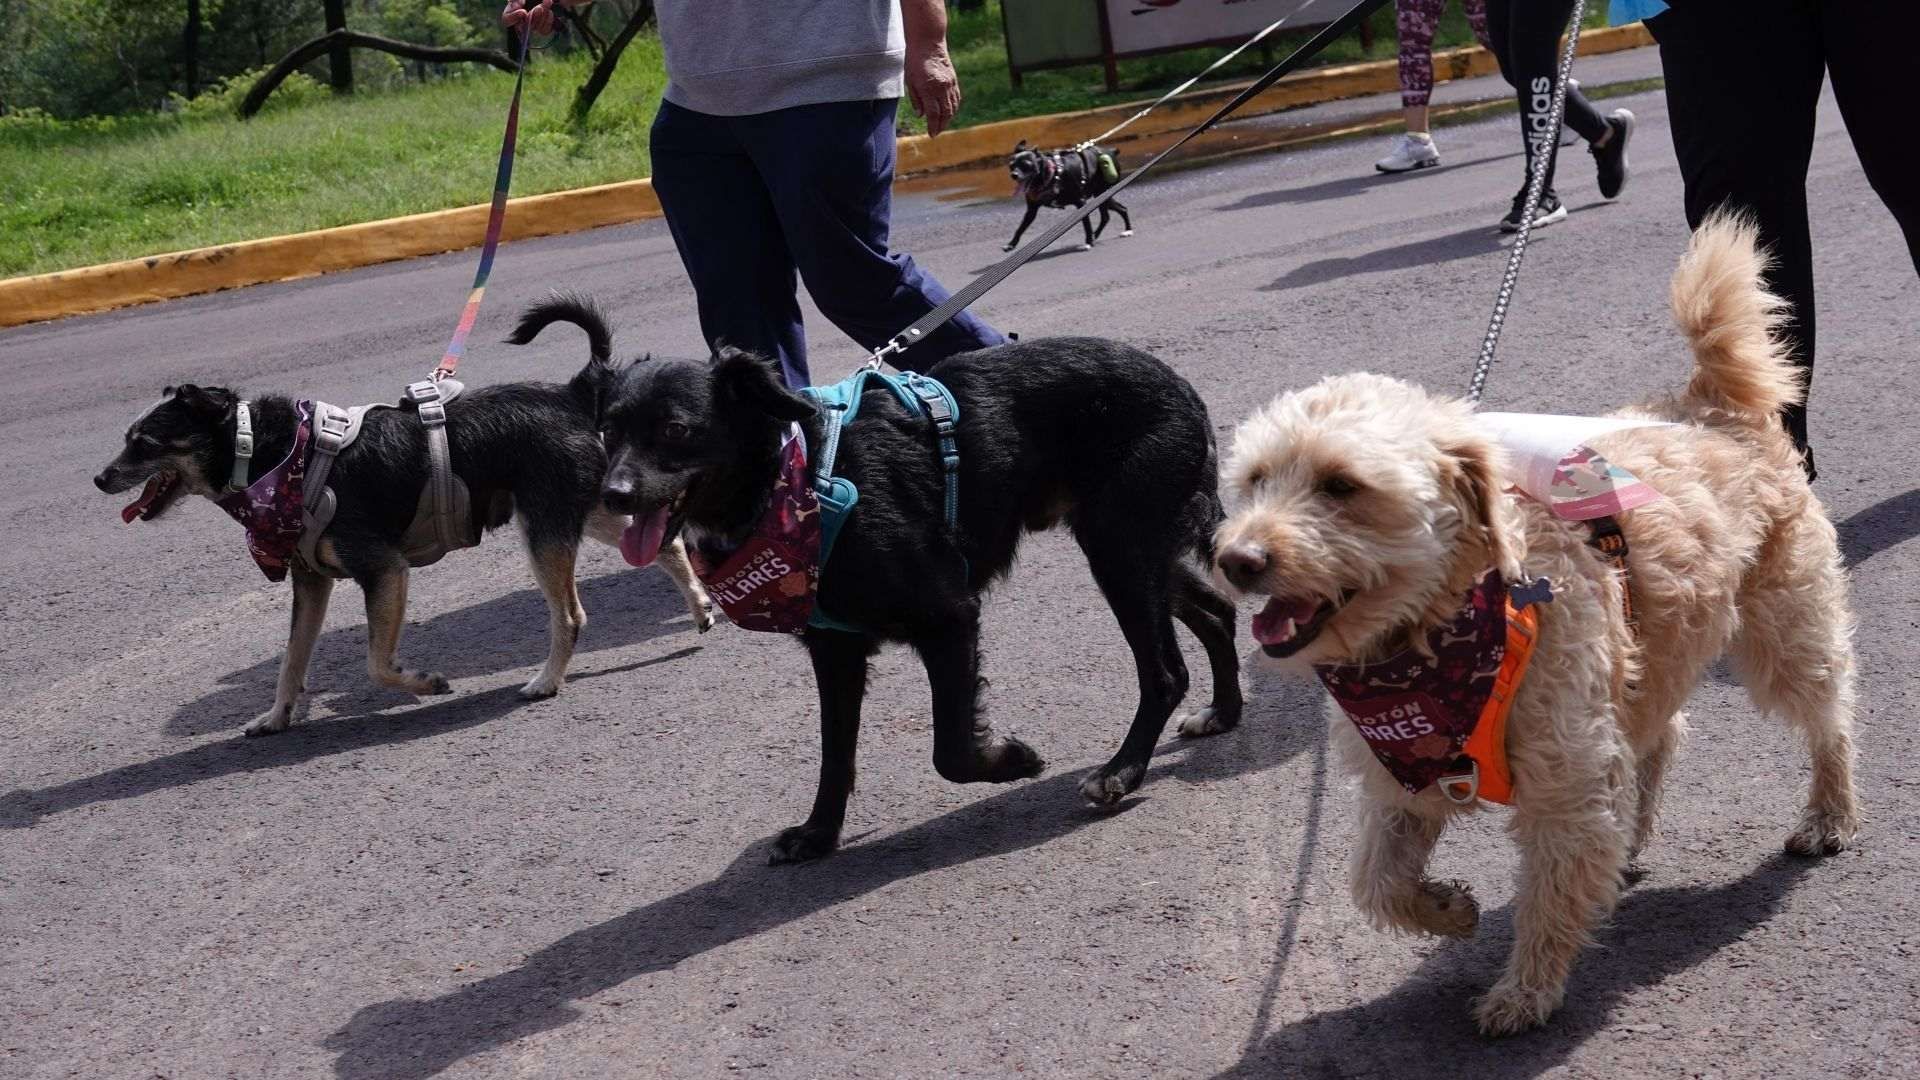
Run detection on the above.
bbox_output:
[1437,760,1481,805]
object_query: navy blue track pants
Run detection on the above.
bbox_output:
[650,97,1005,388]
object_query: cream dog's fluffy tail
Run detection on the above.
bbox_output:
[1671,211,1802,425]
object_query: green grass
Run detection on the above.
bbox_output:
[1,2,1579,278]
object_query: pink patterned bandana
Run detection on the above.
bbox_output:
[687,426,822,634]
[1313,571,1512,796]
[214,401,313,582]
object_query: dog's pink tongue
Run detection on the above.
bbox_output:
[619,505,671,567]
[121,475,164,524]
[1251,596,1323,645]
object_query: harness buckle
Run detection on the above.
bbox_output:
[1437,759,1481,805]
[406,379,448,427]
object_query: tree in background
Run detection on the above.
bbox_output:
[323,0,351,93]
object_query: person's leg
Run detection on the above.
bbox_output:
[740,98,1006,374]
[1648,1,1823,460]
[1397,0,1446,124]
[650,100,811,386]
[1462,0,1492,52]
[1822,4,1920,277]
[1488,0,1607,194]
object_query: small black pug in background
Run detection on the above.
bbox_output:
[1005,140,1134,252]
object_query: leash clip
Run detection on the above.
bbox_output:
[1437,759,1481,805]
[868,328,922,370]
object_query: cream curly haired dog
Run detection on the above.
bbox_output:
[1213,214,1859,1035]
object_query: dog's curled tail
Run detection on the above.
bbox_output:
[1671,211,1801,424]
[507,292,614,363]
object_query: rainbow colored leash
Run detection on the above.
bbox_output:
[432,28,532,382]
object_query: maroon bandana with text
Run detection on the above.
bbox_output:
[1313,572,1510,795]
[688,427,822,634]
[214,401,313,583]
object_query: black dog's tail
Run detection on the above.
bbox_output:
[506,292,613,363]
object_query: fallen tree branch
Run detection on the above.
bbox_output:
[241,29,517,119]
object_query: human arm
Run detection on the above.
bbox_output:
[901,0,961,136]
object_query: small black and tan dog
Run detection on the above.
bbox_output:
[514,296,1241,863]
[1005,139,1135,252]
[93,336,712,736]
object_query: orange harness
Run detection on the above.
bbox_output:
[1436,600,1538,805]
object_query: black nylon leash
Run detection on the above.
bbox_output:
[867,0,1393,369]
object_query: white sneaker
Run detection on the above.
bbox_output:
[1375,133,1440,173]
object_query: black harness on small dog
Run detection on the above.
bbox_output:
[1023,148,1118,209]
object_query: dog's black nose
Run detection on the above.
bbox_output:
[1218,543,1269,590]
[92,471,114,492]
[600,480,638,515]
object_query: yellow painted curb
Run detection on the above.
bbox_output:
[0,24,1652,330]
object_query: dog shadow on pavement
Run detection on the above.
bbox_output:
[0,574,700,829]
[165,568,698,736]
[323,664,1327,1080]
[1213,854,1816,1080]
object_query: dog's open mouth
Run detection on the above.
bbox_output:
[618,490,689,567]
[1250,592,1350,658]
[120,470,182,523]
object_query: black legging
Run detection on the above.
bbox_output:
[1484,0,1607,194]
[1648,0,1920,465]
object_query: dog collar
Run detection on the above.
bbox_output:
[1314,571,1544,805]
[227,401,255,492]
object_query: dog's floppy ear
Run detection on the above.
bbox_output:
[712,346,816,422]
[1442,433,1520,583]
[173,384,235,418]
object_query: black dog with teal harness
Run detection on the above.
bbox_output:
[585,326,1243,864]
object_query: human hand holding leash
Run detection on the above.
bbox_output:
[903,0,961,136]
[500,0,580,36]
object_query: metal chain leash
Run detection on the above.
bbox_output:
[1465,0,1589,405]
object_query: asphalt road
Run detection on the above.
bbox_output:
[4,51,1918,1079]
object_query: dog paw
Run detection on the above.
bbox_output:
[518,675,560,701]
[1119,229,1134,238]
[1079,761,1146,807]
[1002,242,1018,252]
[243,707,293,737]
[695,604,716,633]
[418,672,452,696]
[983,737,1046,783]
[1473,981,1560,1036]
[1785,808,1858,857]
[770,823,840,864]
[1176,704,1240,738]
[1076,242,1093,252]
[1415,879,1480,938]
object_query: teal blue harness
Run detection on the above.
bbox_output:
[798,369,963,633]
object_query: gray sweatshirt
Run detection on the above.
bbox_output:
[655,1,906,117]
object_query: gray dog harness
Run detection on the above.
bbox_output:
[297,378,478,573]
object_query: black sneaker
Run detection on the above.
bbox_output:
[1591,108,1634,199]
[1499,189,1567,233]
